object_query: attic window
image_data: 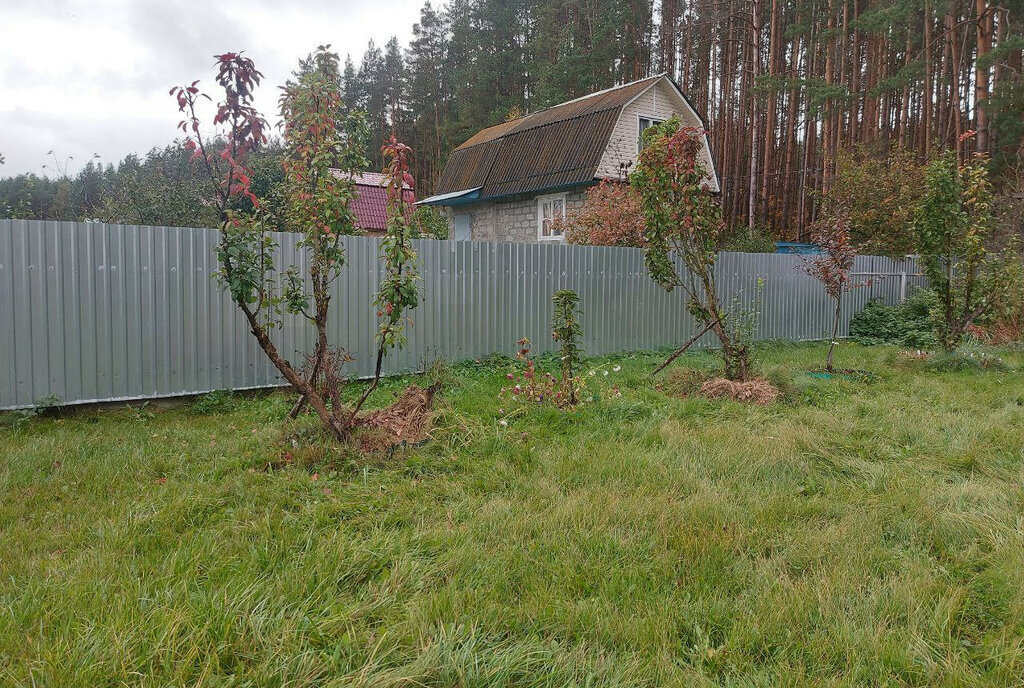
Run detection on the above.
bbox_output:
[638,116,664,151]
[537,193,566,241]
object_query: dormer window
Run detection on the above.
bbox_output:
[638,116,664,151]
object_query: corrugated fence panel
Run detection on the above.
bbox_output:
[0,219,924,409]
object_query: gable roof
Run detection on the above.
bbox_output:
[330,170,412,190]
[328,169,414,233]
[425,74,716,204]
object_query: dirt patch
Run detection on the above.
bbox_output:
[698,378,781,405]
[353,383,440,453]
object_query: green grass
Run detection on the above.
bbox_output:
[2,343,1024,686]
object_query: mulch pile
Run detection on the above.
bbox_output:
[897,350,932,361]
[353,383,440,453]
[698,378,781,405]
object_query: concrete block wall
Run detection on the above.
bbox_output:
[450,189,587,243]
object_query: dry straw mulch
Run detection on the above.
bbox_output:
[698,378,781,405]
[354,383,440,452]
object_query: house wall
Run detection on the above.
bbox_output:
[449,189,587,243]
[595,79,718,191]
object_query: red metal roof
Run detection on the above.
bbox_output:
[328,169,415,233]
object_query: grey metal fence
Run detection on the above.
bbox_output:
[0,219,923,409]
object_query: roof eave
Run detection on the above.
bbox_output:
[416,187,483,206]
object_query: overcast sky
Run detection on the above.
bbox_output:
[0,0,424,176]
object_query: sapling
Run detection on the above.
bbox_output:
[550,289,583,405]
[914,147,1019,351]
[172,48,420,442]
[350,136,421,421]
[631,118,752,381]
[802,208,858,372]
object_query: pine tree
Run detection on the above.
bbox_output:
[357,40,388,167]
[407,1,451,191]
[383,37,407,139]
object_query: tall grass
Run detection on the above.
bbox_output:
[2,343,1023,686]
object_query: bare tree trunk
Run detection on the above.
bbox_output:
[923,0,934,154]
[899,31,912,147]
[238,300,349,442]
[653,318,721,375]
[748,0,763,235]
[827,293,841,372]
[975,0,992,153]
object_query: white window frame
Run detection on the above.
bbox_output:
[536,192,567,241]
[637,114,664,152]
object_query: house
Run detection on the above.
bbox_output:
[331,171,414,236]
[417,73,719,243]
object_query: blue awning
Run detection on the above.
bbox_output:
[416,187,482,207]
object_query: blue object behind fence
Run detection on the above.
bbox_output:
[776,241,823,255]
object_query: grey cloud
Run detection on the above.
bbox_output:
[1,0,421,176]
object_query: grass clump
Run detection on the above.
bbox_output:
[926,349,1010,373]
[2,343,1024,686]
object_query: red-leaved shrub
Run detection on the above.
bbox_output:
[559,180,645,247]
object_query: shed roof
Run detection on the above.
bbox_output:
[427,74,712,204]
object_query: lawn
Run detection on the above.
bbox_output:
[2,343,1024,687]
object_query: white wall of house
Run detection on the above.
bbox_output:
[595,78,718,191]
[448,189,587,243]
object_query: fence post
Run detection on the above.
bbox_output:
[899,270,907,303]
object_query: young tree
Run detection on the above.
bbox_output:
[172,49,420,442]
[802,208,858,371]
[276,47,371,431]
[172,50,363,440]
[914,148,1017,351]
[351,136,421,417]
[631,119,752,381]
[550,289,583,405]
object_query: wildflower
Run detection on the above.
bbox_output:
[506,373,514,380]
[602,370,609,376]
[613,365,621,372]
[499,419,508,427]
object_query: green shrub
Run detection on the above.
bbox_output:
[849,290,936,347]
[411,205,449,239]
[721,226,777,253]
